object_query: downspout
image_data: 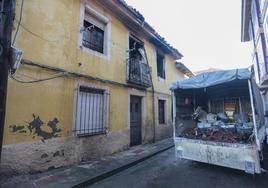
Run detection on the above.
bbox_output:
[250,18,261,81]
[172,91,176,139]
[138,19,156,143]
[151,72,156,143]
[142,45,156,143]
[248,79,260,149]
[255,0,268,74]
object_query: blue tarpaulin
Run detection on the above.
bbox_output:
[170,68,251,90]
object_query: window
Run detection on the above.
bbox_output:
[128,36,144,80]
[81,5,110,55]
[82,20,104,53]
[127,36,151,87]
[157,52,165,79]
[75,86,108,136]
[158,99,166,124]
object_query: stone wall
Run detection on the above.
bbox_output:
[0,129,130,175]
[0,125,172,175]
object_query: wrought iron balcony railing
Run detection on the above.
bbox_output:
[126,58,152,88]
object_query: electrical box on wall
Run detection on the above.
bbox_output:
[10,46,23,74]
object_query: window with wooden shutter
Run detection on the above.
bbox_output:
[82,20,104,53]
[82,10,106,54]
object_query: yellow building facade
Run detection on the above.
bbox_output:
[1,0,189,174]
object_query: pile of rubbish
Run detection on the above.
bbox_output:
[180,106,254,143]
[181,128,250,143]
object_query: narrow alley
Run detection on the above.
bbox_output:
[91,148,268,188]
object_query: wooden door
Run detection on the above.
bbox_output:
[130,96,142,146]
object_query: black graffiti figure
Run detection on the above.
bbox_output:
[47,118,61,134]
[10,114,61,142]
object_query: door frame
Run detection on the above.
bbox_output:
[128,89,146,144]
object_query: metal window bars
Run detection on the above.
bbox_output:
[126,58,152,87]
[74,86,108,136]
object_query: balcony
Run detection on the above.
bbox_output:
[127,58,152,88]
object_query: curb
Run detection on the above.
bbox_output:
[72,144,174,188]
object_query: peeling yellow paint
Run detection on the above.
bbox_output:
[4,0,184,145]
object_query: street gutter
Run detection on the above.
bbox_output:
[72,145,174,188]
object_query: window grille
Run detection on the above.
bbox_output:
[75,86,108,136]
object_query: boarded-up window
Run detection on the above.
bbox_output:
[158,99,166,124]
[75,86,108,136]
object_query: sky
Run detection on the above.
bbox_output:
[125,0,253,72]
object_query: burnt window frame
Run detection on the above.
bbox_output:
[129,35,144,60]
[156,51,165,79]
[158,99,166,124]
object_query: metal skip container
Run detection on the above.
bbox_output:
[170,69,266,174]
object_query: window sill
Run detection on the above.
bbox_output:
[76,131,107,137]
[157,76,166,82]
[80,45,110,61]
[158,123,168,126]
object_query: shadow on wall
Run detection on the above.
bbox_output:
[9,114,61,142]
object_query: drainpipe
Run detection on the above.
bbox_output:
[142,47,156,143]
[172,91,176,139]
[151,76,156,143]
[248,79,260,149]
[139,20,156,143]
[250,18,261,81]
[255,0,268,75]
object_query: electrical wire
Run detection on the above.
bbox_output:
[16,71,41,80]
[15,19,61,43]
[10,0,178,61]
[12,0,24,46]
[9,71,68,84]
[13,18,141,55]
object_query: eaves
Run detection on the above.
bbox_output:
[97,0,183,60]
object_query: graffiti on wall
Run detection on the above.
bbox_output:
[9,114,61,141]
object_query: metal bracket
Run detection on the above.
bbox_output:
[176,149,183,158]
[245,161,255,174]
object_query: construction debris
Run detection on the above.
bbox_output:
[192,106,207,123]
[181,127,251,143]
[180,106,254,143]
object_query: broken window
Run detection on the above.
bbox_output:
[127,36,151,86]
[157,52,165,79]
[129,36,144,61]
[75,86,108,136]
[82,10,106,53]
[158,99,166,124]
